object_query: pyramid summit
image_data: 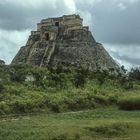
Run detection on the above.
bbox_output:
[12,14,118,70]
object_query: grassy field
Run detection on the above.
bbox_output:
[0,65,140,139]
[0,107,140,140]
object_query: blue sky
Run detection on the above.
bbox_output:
[0,0,140,68]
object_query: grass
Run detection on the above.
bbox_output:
[0,107,140,140]
[0,65,140,139]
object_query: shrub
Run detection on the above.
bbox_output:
[0,101,11,114]
[9,65,26,82]
[12,100,30,113]
[119,77,133,89]
[73,74,85,87]
[73,68,88,88]
[45,95,67,113]
[44,93,96,112]
[0,83,5,94]
[66,96,96,111]
[85,123,129,137]
[11,99,45,113]
[108,95,118,105]
[118,97,140,110]
[93,95,108,105]
[129,67,140,80]
[49,73,67,89]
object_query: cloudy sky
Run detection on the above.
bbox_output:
[0,0,140,68]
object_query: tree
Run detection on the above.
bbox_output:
[129,67,140,81]
[121,65,127,74]
[73,68,88,88]
[0,84,5,94]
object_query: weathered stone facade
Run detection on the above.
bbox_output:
[12,14,118,70]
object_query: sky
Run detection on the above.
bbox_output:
[0,0,140,68]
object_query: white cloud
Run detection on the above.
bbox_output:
[76,10,92,28]
[0,0,140,68]
[64,0,76,12]
[104,43,140,68]
[75,0,102,6]
[4,0,57,8]
[126,0,139,4]
[0,29,30,64]
[118,3,127,10]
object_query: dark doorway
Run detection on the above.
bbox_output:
[55,22,59,27]
[45,33,49,40]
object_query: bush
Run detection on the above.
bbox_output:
[129,67,140,81]
[49,73,67,89]
[108,95,118,105]
[44,93,97,112]
[119,77,133,89]
[66,95,96,111]
[0,83,5,94]
[85,123,129,137]
[93,95,108,105]
[0,101,11,114]
[118,97,140,110]
[73,68,88,88]
[12,99,45,113]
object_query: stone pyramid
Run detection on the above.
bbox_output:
[12,14,118,70]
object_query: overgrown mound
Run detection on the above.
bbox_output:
[0,64,138,114]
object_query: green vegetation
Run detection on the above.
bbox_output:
[0,108,140,140]
[0,64,137,114]
[129,67,140,81]
[118,97,140,110]
[0,64,140,139]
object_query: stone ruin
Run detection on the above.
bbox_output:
[12,14,118,70]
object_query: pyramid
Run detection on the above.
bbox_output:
[12,14,118,70]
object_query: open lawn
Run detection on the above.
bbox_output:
[0,107,140,140]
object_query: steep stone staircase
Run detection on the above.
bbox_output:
[40,41,56,67]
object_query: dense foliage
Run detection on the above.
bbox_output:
[118,97,140,110]
[129,67,140,81]
[0,64,139,114]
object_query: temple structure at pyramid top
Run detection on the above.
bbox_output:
[12,14,118,70]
